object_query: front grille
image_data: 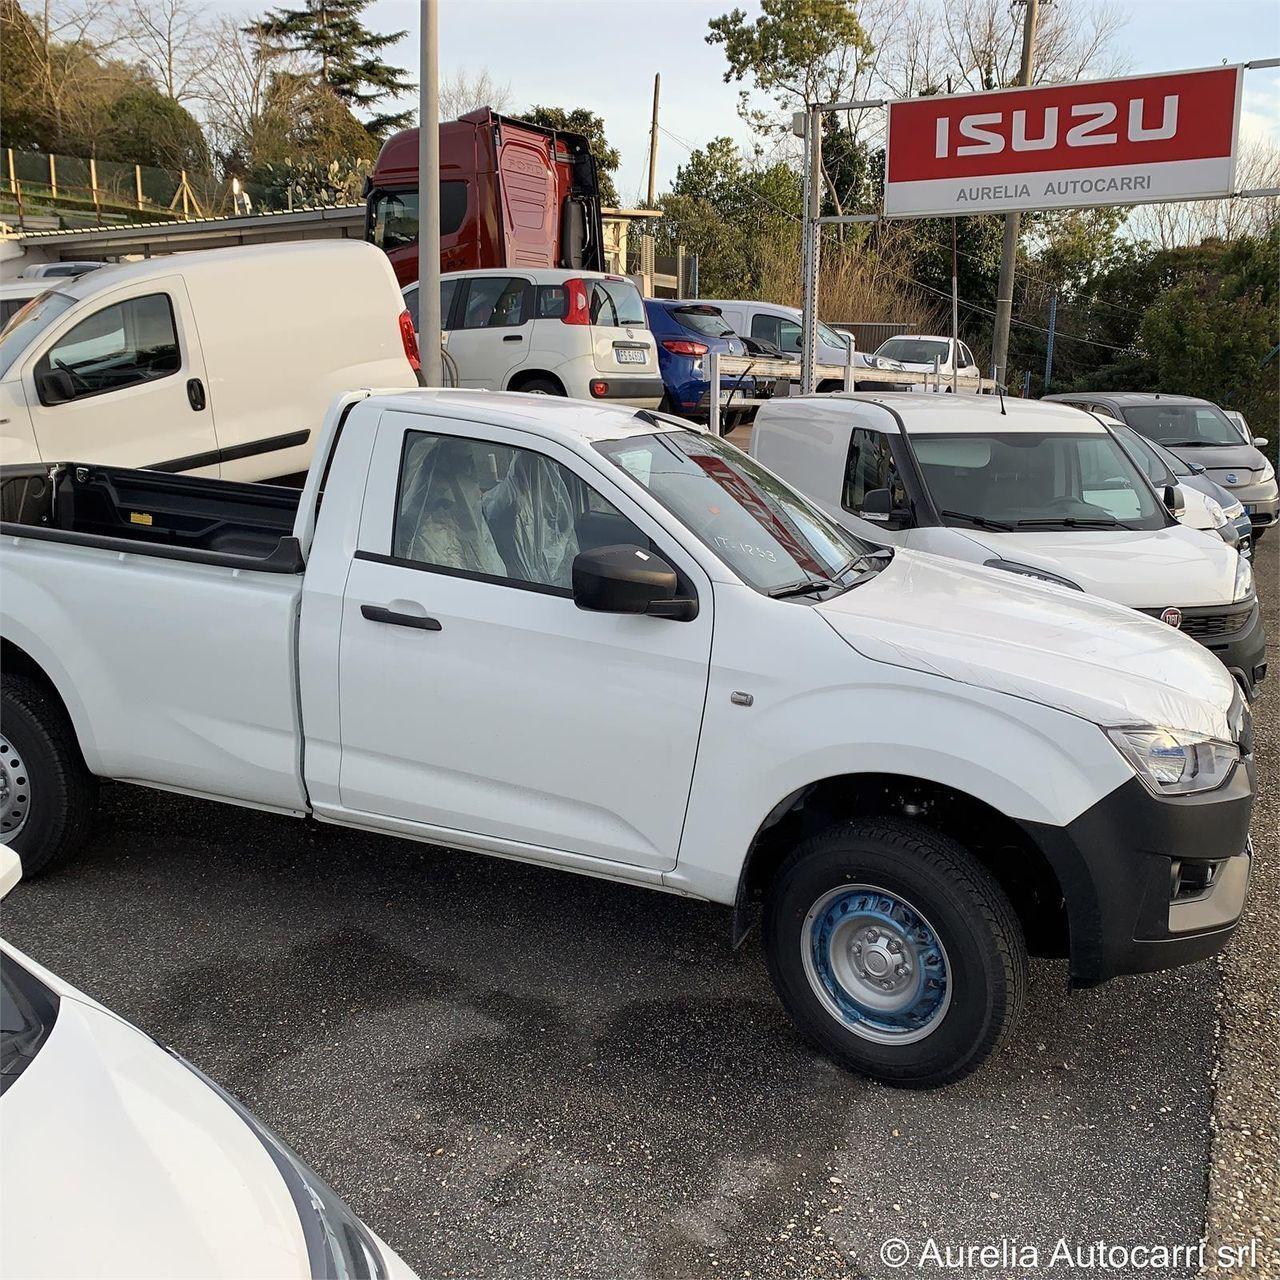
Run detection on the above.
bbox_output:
[1141,602,1254,642]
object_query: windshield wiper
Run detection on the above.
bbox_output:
[940,509,1014,531]
[769,577,839,599]
[1013,516,1135,530]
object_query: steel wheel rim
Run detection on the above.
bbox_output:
[801,883,952,1045]
[0,733,31,840]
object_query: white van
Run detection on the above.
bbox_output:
[752,393,1266,695]
[0,242,420,480]
[404,268,663,408]
[705,300,851,373]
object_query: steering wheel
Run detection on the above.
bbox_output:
[53,357,91,392]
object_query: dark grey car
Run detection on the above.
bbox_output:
[1045,392,1277,541]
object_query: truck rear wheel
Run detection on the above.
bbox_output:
[763,817,1027,1088]
[1,675,97,877]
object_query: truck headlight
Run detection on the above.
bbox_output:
[1234,554,1254,602]
[1107,726,1240,796]
[983,559,1084,591]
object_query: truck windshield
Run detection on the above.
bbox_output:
[876,338,949,365]
[595,431,873,595]
[913,431,1168,530]
[0,290,76,379]
[1120,403,1242,448]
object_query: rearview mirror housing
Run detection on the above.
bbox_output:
[35,366,75,406]
[572,544,697,621]
[1253,436,1269,448]
[1163,483,1186,518]
[861,487,914,528]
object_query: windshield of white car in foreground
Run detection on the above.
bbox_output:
[596,431,880,596]
[0,290,76,379]
[913,431,1169,531]
[1121,403,1242,448]
[876,338,950,365]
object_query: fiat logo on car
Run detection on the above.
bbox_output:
[1161,606,1183,628]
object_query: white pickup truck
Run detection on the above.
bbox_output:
[0,389,1256,1088]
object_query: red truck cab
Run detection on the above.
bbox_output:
[365,109,606,287]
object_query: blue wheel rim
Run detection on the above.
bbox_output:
[801,884,951,1045]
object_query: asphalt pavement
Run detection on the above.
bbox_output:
[3,537,1275,1280]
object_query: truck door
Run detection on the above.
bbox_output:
[495,123,559,268]
[333,409,714,872]
[19,277,219,475]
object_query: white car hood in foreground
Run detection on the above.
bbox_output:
[817,549,1237,739]
[952,524,1238,610]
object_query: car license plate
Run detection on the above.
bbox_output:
[615,347,647,365]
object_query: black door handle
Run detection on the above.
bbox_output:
[186,378,206,411]
[361,605,442,631]
[503,334,523,342]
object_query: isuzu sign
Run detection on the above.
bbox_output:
[884,66,1242,218]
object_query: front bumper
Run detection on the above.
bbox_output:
[1018,762,1254,988]
[1229,478,1277,531]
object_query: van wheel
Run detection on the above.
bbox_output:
[519,378,564,396]
[763,817,1027,1088]
[0,675,97,877]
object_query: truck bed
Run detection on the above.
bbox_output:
[0,463,304,572]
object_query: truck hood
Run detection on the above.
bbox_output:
[947,523,1238,610]
[816,549,1236,739]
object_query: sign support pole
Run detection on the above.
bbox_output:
[991,0,1039,389]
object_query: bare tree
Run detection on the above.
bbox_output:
[438,67,512,121]
[112,0,205,102]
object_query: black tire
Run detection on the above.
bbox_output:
[763,817,1027,1088]
[1,674,97,876]
[1251,527,1266,545]
[518,377,565,397]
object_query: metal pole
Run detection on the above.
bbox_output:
[135,164,143,210]
[950,217,959,393]
[708,350,721,437]
[417,0,443,387]
[800,106,822,395]
[643,73,660,294]
[1044,291,1057,392]
[689,253,699,299]
[990,0,1038,388]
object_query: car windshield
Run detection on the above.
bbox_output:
[0,290,76,379]
[876,337,950,365]
[1121,403,1242,447]
[673,305,734,338]
[595,431,874,595]
[912,430,1168,530]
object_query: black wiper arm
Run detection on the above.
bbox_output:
[940,508,1014,531]
[769,577,838,599]
[1013,516,1127,529]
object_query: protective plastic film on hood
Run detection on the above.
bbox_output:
[483,450,580,589]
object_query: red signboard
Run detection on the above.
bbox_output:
[883,66,1242,217]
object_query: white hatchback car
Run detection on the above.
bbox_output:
[404,268,663,408]
[0,847,416,1280]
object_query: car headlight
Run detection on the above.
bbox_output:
[170,1051,389,1279]
[1204,497,1228,529]
[1106,726,1240,796]
[1258,461,1275,484]
[1220,496,1245,520]
[983,558,1084,590]
[1234,553,1254,602]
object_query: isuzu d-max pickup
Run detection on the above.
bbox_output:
[0,389,1255,1087]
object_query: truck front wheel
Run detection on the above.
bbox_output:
[763,817,1027,1088]
[1,675,97,877]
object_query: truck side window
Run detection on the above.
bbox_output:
[370,182,469,251]
[34,293,180,402]
[843,428,902,512]
[393,431,647,593]
[461,277,529,329]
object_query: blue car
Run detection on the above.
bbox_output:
[644,299,756,422]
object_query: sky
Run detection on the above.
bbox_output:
[208,0,1280,201]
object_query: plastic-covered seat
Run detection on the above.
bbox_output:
[482,450,580,588]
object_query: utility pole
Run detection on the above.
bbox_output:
[990,0,1039,389]
[1044,291,1058,391]
[417,0,444,387]
[644,73,660,291]
[800,106,822,394]
[950,217,959,393]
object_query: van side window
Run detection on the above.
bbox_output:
[843,428,902,512]
[461,277,529,329]
[392,431,648,593]
[776,319,803,353]
[750,313,780,348]
[35,293,180,402]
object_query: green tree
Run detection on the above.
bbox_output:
[99,88,210,173]
[250,0,413,138]
[518,105,620,206]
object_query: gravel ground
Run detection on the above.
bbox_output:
[3,542,1275,1280]
[1204,528,1279,1279]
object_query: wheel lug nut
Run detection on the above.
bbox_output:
[895,964,908,977]
[887,940,902,954]
[865,929,879,943]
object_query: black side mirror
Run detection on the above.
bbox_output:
[861,487,913,527]
[36,366,75,406]
[572,544,697,620]
[1163,483,1186,517]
